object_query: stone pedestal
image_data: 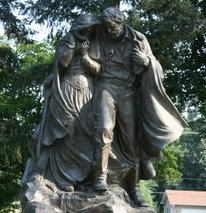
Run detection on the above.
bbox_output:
[22,176,155,213]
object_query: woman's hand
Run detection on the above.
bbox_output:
[80,40,90,56]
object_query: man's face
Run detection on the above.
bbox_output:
[104,21,123,39]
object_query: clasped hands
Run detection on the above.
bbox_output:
[79,41,90,57]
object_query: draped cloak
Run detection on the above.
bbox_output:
[89,25,188,180]
[33,25,188,187]
[33,32,95,188]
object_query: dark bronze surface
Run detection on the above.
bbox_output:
[22,8,187,212]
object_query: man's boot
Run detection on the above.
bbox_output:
[123,167,149,207]
[93,144,110,192]
[128,185,149,207]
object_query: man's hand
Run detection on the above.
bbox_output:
[131,47,149,67]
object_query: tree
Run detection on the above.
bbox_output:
[0,38,54,210]
[180,132,206,190]
[127,4,206,194]
[24,0,203,118]
[179,109,206,190]
[151,142,185,211]
[1,0,206,210]
[0,38,22,211]
[126,0,206,113]
[23,0,206,114]
[24,0,122,40]
[0,0,33,42]
[140,180,158,209]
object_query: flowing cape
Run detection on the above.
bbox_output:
[35,34,77,147]
[103,26,188,180]
[140,57,188,159]
[125,25,188,159]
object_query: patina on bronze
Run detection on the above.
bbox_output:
[22,8,188,212]
[90,7,188,207]
[31,14,101,191]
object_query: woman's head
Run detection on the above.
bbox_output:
[71,14,99,40]
[71,14,99,31]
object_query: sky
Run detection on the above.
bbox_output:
[0,24,5,37]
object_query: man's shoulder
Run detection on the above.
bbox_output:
[125,25,146,41]
[134,30,146,41]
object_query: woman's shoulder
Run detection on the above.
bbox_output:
[60,32,76,48]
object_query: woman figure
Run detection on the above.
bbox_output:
[33,14,101,191]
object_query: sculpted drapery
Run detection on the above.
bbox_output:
[29,8,187,207]
[33,14,101,191]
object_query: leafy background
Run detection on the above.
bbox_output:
[0,0,206,212]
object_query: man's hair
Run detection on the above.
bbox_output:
[101,7,124,24]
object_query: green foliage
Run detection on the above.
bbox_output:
[23,0,206,114]
[0,201,21,213]
[154,142,185,191]
[178,109,206,190]
[152,142,185,210]
[0,0,206,211]
[24,0,122,39]
[140,180,158,209]
[179,128,206,190]
[126,0,206,113]
[0,38,54,210]
[18,43,54,71]
[0,0,33,42]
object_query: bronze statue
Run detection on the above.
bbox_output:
[92,7,188,206]
[22,8,188,212]
[31,14,100,191]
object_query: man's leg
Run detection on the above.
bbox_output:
[117,90,149,207]
[123,167,149,207]
[93,88,116,192]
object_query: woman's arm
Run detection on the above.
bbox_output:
[82,53,101,75]
[80,41,101,75]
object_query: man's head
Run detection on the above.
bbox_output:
[101,7,124,39]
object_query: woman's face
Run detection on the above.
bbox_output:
[79,26,93,37]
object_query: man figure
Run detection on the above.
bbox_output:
[93,7,187,207]
[92,7,151,207]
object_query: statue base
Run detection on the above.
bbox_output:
[21,176,155,213]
